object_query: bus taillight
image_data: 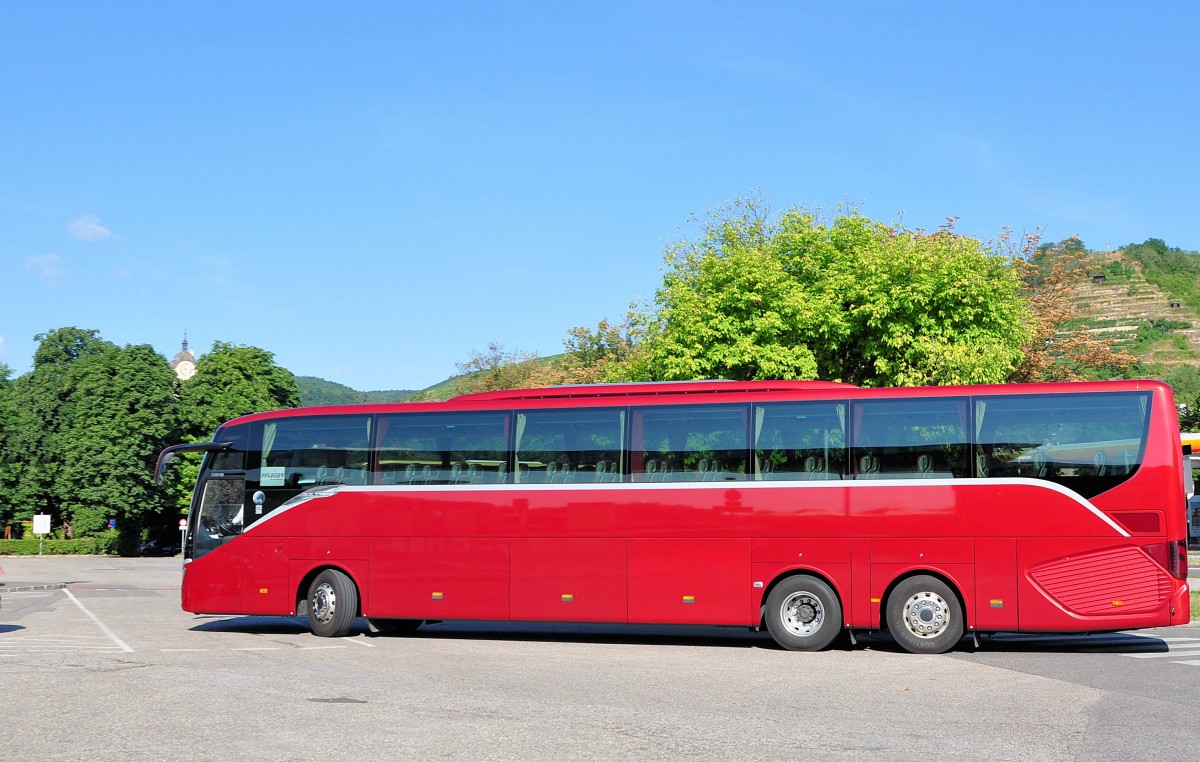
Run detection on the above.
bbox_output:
[1144,540,1188,580]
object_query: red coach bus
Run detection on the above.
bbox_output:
[156,379,1191,654]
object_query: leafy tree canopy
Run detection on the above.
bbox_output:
[55,343,183,542]
[181,341,300,437]
[33,326,115,368]
[633,200,1033,387]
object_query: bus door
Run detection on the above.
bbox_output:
[192,475,247,557]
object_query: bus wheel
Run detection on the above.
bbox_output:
[306,569,358,637]
[764,575,843,651]
[886,575,964,654]
[368,618,422,635]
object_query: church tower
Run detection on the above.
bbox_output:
[170,333,197,381]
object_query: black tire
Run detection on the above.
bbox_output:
[763,575,843,651]
[368,618,422,635]
[885,575,964,654]
[306,568,359,637]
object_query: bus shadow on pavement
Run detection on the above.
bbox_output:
[190,616,779,649]
[189,615,311,635]
[970,632,1171,654]
[393,620,779,649]
[182,617,1177,655]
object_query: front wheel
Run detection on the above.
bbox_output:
[886,575,964,654]
[763,575,843,651]
[306,568,359,637]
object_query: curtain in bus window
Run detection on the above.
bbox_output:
[375,411,511,485]
[753,401,848,480]
[974,392,1151,498]
[632,404,749,482]
[259,422,277,480]
[514,408,625,484]
[850,398,969,479]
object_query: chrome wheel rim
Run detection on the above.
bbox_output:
[901,591,951,639]
[779,591,824,638]
[311,582,336,625]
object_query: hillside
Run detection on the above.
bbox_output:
[295,376,416,406]
[1065,243,1200,399]
[1070,257,1200,363]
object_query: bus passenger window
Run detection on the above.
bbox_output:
[376,411,511,485]
[514,408,625,484]
[850,398,969,479]
[251,416,373,492]
[631,404,749,482]
[974,392,1150,498]
[753,402,847,480]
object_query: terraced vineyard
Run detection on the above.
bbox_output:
[1068,256,1200,369]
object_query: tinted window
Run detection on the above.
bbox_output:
[254,416,373,488]
[515,408,625,483]
[377,411,511,484]
[975,392,1150,497]
[851,398,969,478]
[632,404,748,482]
[754,401,847,480]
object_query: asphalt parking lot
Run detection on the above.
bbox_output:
[2,555,1199,761]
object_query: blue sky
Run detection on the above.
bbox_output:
[2,2,1197,391]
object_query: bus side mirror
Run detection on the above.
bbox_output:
[154,441,234,488]
[155,451,176,487]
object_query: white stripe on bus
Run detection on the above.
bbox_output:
[242,477,1129,538]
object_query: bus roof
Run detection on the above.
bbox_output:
[212,378,1175,429]
[450,379,855,402]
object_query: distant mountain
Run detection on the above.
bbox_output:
[295,376,416,406]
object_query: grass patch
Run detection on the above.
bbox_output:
[1193,591,1200,621]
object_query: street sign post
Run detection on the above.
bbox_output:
[33,514,50,556]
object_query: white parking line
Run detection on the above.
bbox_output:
[346,637,376,648]
[1124,648,1200,659]
[62,588,134,653]
[1172,660,1200,666]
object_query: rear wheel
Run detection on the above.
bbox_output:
[306,569,358,637]
[764,575,843,651]
[368,618,422,635]
[886,575,964,654]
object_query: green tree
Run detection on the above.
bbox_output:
[181,341,300,438]
[560,315,645,383]
[2,328,119,534]
[55,344,183,548]
[636,200,1033,387]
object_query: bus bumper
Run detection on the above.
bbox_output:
[1171,583,1192,625]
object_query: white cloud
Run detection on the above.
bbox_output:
[68,214,117,242]
[25,252,69,280]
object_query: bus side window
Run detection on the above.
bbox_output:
[632,404,749,482]
[514,408,626,484]
[753,402,847,480]
[974,392,1150,498]
[851,397,969,479]
[376,411,512,485]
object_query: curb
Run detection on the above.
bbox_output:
[0,584,67,592]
